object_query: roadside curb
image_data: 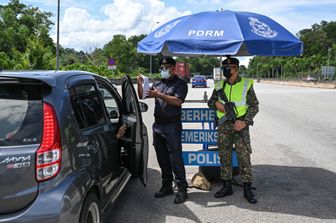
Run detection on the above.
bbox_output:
[260,80,336,89]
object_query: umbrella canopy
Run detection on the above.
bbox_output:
[137,10,303,57]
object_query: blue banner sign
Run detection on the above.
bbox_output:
[182,129,217,144]
[181,108,216,122]
[182,150,238,166]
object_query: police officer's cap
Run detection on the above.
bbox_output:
[222,57,239,66]
[159,57,176,66]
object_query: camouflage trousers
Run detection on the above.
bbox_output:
[217,122,253,183]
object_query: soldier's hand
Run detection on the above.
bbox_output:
[234,120,246,131]
[215,101,225,113]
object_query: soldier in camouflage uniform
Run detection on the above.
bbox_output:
[207,57,259,204]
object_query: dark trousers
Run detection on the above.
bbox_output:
[153,121,188,190]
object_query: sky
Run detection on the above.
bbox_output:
[1,0,336,66]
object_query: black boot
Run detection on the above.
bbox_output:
[214,180,233,198]
[154,183,174,198]
[174,189,188,204]
[243,182,257,204]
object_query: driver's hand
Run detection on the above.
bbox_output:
[116,124,127,139]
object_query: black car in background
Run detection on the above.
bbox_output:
[0,71,148,223]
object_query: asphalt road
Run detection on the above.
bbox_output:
[106,80,336,223]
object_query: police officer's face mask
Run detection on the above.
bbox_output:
[160,66,172,79]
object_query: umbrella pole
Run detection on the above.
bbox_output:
[150,55,152,74]
[219,56,223,80]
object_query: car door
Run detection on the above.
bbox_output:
[67,76,119,207]
[120,75,148,186]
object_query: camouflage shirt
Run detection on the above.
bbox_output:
[207,76,259,125]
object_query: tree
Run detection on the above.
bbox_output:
[247,21,336,80]
[103,35,137,73]
[0,0,55,69]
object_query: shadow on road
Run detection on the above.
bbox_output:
[105,168,202,223]
[105,165,336,222]
[188,164,336,220]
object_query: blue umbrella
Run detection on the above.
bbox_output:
[137,10,303,56]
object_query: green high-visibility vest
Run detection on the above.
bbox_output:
[214,77,253,119]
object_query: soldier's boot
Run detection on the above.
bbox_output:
[214,180,233,198]
[174,189,188,204]
[243,182,257,204]
[154,182,174,198]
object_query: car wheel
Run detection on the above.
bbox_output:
[79,192,101,223]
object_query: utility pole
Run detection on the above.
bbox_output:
[219,56,222,80]
[326,48,332,80]
[56,0,60,70]
[327,48,331,67]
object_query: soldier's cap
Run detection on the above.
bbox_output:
[222,57,239,66]
[159,57,176,66]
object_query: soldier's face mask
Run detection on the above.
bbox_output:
[221,65,236,79]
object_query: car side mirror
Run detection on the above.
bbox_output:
[139,102,148,113]
[109,110,119,119]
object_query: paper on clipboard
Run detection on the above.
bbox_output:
[141,75,152,99]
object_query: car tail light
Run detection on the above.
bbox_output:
[36,103,62,182]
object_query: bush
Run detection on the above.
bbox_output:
[61,63,125,78]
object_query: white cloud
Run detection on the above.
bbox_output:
[52,0,191,51]
[49,0,335,52]
[221,0,335,32]
[186,0,336,34]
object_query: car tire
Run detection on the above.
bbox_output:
[79,192,101,223]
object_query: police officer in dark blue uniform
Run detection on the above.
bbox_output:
[137,57,188,204]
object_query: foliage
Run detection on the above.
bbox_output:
[178,56,220,77]
[1,1,335,81]
[0,0,55,70]
[60,63,124,78]
[247,21,336,80]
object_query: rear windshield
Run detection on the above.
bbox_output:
[0,84,42,146]
[194,76,205,80]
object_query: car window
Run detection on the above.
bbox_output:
[124,82,136,114]
[194,76,205,79]
[97,83,120,124]
[71,84,106,129]
[0,84,42,146]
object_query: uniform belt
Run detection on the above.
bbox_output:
[218,115,246,125]
[155,117,180,124]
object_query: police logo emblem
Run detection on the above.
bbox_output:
[155,20,182,38]
[249,17,278,38]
